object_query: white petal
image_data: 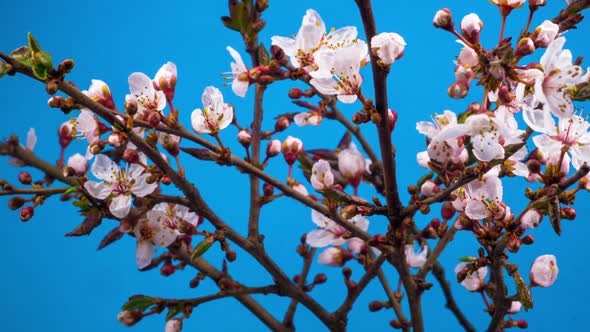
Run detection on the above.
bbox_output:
[110,195,132,218]
[306,229,336,248]
[271,36,297,56]
[136,240,155,269]
[84,181,112,199]
[311,209,334,228]
[191,108,211,134]
[91,154,118,182]
[26,128,37,150]
[130,174,158,197]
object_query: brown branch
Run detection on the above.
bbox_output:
[354,0,403,224]
[0,186,69,196]
[155,285,280,307]
[416,226,458,280]
[376,265,409,331]
[169,245,290,331]
[283,247,317,327]
[388,251,424,332]
[432,262,476,332]
[486,241,510,332]
[248,83,266,242]
[559,163,590,190]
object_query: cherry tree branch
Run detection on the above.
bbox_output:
[283,247,317,327]
[354,0,403,224]
[0,186,69,196]
[416,227,458,280]
[432,262,476,332]
[248,83,266,242]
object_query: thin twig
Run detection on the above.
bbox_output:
[283,247,317,327]
[432,262,476,332]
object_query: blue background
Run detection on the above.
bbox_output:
[1,1,588,331]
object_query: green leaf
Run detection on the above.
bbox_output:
[64,186,79,195]
[258,43,270,66]
[122,295,155,312]
[221,16,241,32]
[191,239,212,261]
[417,172,434,188]
[11,46,32,66]
[548,197,562,236]
[0,63,10,79]
[458,256,477,262]
[166,304,183,320]
[28,32,42,54]
[514,275,534,311]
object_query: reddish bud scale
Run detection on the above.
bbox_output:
[369,301,384,312]
[19,206,34,222]
[275,117,290,132]
[313,273,327,284]
[122,149,140,164]
[8,196,26,210]
[441,202,456,220]
[18,171,32,184]
[288,88,304,99]
[160,263,176,277]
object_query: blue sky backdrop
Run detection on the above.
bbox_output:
[1,1,589,331]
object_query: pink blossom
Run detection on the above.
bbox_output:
[530,254,558,287]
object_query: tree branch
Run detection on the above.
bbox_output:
[432,262,476,332]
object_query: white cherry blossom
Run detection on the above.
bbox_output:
[370,32,406,65]
[191,86,233,134]
[530,254,559,287]
[306,210,368,248]
[226,46,249,97]
[128,72,166,114]
[405,244,428,268]
[84,154,157,218]
[310,160,334,190]
[455,263,487,292]
[83,79,115,109]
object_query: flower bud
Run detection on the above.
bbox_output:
[58,120,74,148]
[266,139,281,158]
[520,208,542,228]
[531,20,559,48]
[270,44,287,62]
[263,183,274,196]
[311,159,334,190]
[506,234,521,253]
[371,32,406,65]
[18,171,32,184]
[441,202,456,220]
[388,109,398,132]
[352,112,370,124]
[8,196,26,210]
[125,98,138,115]
[19,206,34,222]
[516,37,535,56]
[313,273,327,284]
[160,262,176,277]
[274,116,290,132]
[508,301,522,314]
[107,132,124,147]
[281,136,303,165]
[390,320,403,329]
[67,153,88,176]
[58,59,75,74]
[237,130,251,147]
[517,320,528,329]
[433,8,453,31]
[455,65,473,82]
[530,254,558,287]
[318,247,351,266]
[448,80,469,99]
[45,79,59,95]
[165,319,183,332]
[561,206,576,220]
[369,301,384,312]
[84,80,115,109]
[292,183,309,196]
[338,147,366,188]
[420,180,440,197]
[48,96,65,108]
[153,62,177,102]
[288,88,304,99]
[117,310,142,327]
[122,149,140,164]
[521,234,534,245]
[89,140,106,155]
[455,263,487,291]
[460,13,483,44]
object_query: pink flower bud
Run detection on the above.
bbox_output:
[433,8,453,30]
[19,206,34,222]
[58,120,74,148]
[292,183,309,196]
[520,208,542,229]
[117,310,142,327]
[83,80,115,109]
[67,153,89,176]
[318,247,352,267]
[266,139,281,158]
[282,136,303,165]
[165,319,183,332]
[107,132,124,147]
[515,37,535,56]
[508,301,522,314]
[237,130,251,147]
[388,109,398,132]
[275,116,290,132]
[18,171,32,184]
[455,65,474,82]
[530,254,558,287]
[531,20,559,48]
[561,206,576,220]
[420,180,440,197]
[153,62,177,102]
[338,147,366,187]
[370,32,406,65]
[448,80,469,99]
[460,13,483,44]
[458,43,478,67]
[441,202,456,220]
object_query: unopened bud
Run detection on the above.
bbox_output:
[18,171,32,184]
[341,205,359,220]
[45,79,59,95]
[48,96,65,108]
[390,320,403,329]
[561,206,576,220]
[275,116,290,132]
[516,37,535,57]
[19,206,34,222]
[165,319,183,332]
[189,276,200,288]
[506,235,521,253]
[58,59,75,74]
[89,141,106,155]
[517,319,528,329]
[388,109,398,132]
[342,267,352,278]
[522,234,534,245]
[419,204,431,215]
[288,88,304,99]
[161,176,172,185]
[313,273,327,284]
[107,132,124,147]
[270,45,287,62]
[226,250,237,262]
[122,149,140,164]
[8,196,26,210]
[160,262,176,277]
[448,80,469,99]
[420,180,440,197]
[371,112,382,125]
[369,301,384,312]
[117,310,142,327]
[433,8,453,31]
[237,130,251,147]
[266,139,281,158]
[352,112,370,124]
[125,98,138,115]
[263,183,274,196]
[460,13,483,44]
[441,202,456,220]
[145,111,161,127]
